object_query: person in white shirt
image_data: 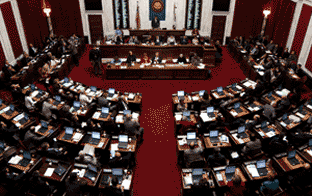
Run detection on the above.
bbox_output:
[192,37,199,45]
[79,91,92,106]
[50,56,60,69]
[167,35,176,45]
[25,90,36,111]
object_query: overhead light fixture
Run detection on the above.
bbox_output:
[43,7,51,17]
[263,10,271,17]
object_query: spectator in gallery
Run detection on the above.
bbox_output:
[141,53,151,64]
[192,36,199,45]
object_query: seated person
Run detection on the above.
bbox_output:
[268,132,288,155]
[177,54,187,64]
[154,35,162,45]
[37,142,68,157]
[241,133,262,156]
[108,176,125,196]
[2,60,16,80]
[151,52,162,64]
[245,114,261,130]
[177,100,188,112]
[28,43,38,57]
[85,119,102,132]
[115,35,123,45]
[65,173,88,196]
[141,53,151,64]
[25,90,36,111]
[42,98,58,120]
[192,28,199,37]
[60,42,71,56]
[28,170,56,196]
[184,141,204,168]
[108,151,132,168]
[59,104,80,127]
[191,173,210,195]
[50,56,60,69]
[226,175,246,196]
[75,150,100,167]
[21,52,33,68]
[167,35,176,45]
[180,35,188,45]
[207,147,228,167]
[250,45,260,59]
[126,51,136,66]
[0,121,19,145]
[260,173,279,194]
[144,35,153,44]
[287,129,312,147]
[124,114,144,139]
[199,92,211,111]
[0,167,26,194]
[275,95,291,114]
[128,35,139,44]
[115,28,123,44]
[266,40,275,51]
[191,53,200,66]
[24,126,46,149]
[288,50,297,62]
[11,83,23,102]
[111,56,122,64]
[192,37,199,45]
[79,91,92,106]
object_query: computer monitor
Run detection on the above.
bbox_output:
[217,87,223,93]
[88,164,97,173]
[0,99,2,105]
[192,169,203,176]
[207,107,214,114]
[234,102,240,109]
[288,150,296,159]
[24,113,29,121]
[123,110,131,115]
[282,114,288,121]
[31,84,35,90]
[23,151,31,160]
[232,83,237,88]
[309,139,312,147]
[268,92,272,97]
[119,135,128,142]
[38,89,43,95]
[101,107,109,114]
[41,120,48,128]
[256,160,266,169]
[225,166,236,174]
[0,142,5,149]
[209,130,219,137]
[187,132,196,140]
[183,111,190,117]
[64,77,69,83]
[92,132,101,139]
[9,104,14,111]
[90,86,97,92]
[108,88,115,94]
[55,95,61,102]
[65,127,74,135]
[261,121,267,129]
[238,126,245,133]
[199,90,205,97]
[73,101,80,108]
[177,91,184,97]
[112,169,123,176]
[299,105,304,111]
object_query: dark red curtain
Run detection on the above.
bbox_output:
[0,42,5,71]
[306,45,312,72]
[0,2,23,57]
[291,4,312,56]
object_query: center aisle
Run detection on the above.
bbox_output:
[68,45,245,196]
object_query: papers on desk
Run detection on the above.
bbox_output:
[120,66,127,69]
[63,83,72,88]
[276,89,290,97]
[290,114,301,123]
[243,80,257,89]
[280,122,287,127]
[241,50,247,53]
[216,173,223,181]
[200,113,215,122]
[116,115,123,123]
[72,132,83,142]
[111,143,119,151]
[231,152,239,159]
[156,65,164,68]
[136,58,141,63]
[221,135,229,143]
[230,111,238,117]
[98,142,104,148]
[307,149,312,157]
[198,64,205,69]
[44,168,55,177]
[296,112,306,119]
[178,139,187,146]
[267,131,276,138]
[192,96,199,101]
[122,176,132,190]
[128,93,135,99]
[8,155,23,165]
[93,112,100,119]
[236,85,243,90]
[246,165,260,177]
[132,112,139,120]
[13,113,24,121]
[172,59,178,63]
[87,91,95,97]
[258,131,265,137]
[258,71,264,76]
[307,105,312,110]
[31,91,39,98]
[254,65,264,69]
[161,60,166,64]
[232,133,244,144]
[107,94,118,101]
[15,122,21,128]
[175,114,182,121]
[184,174,193,185]
[213,92,219,99]
[96,91,103,97]
[120,58,127,62]
[34,125,42,132]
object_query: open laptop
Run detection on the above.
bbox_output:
[100,107,109,118]
[183,111,191,121]
[90,86,97,92]
[118,135,128,149]
[237,126,248,139]
[209,130,219,143]
[199,90,205,97]
[234,102,243,113]
[261,121,270,133]
[18,151,31,167]
[62,127,74,140]
[287,150,299,166]
[178,91,185,100]
[84,164,98,181]
[187,132,197,145]
[38,120,49,133]
[192,169,203,184]
[309,139,312,148]
[123,110,131,116]
[89,132,101,145]
[267,92,275,101]
[63,77,69,83]
[256,160,268,176]
[0,142,5,154]
[207,107,215,118]
[231,83,238,91]
[6,104,15,116]
[35,89,43,98]
[72,101,81,112]
[298,105,307,115]
[0,99,3,106]
[282,114,291,125]
[53,95,61,105]
[225,166,236,181]
[19,113,29,125]
[216,87,224,96]
[108,88,115,97]
[54,165,66,176]
[112,168,123,184]
[30,84,36,91]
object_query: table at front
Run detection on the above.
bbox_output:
[129,29,186,41]
[97,44,216,66]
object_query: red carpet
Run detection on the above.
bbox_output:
[68,45,245,196]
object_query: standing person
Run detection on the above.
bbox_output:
[89,45,102,75]
[70,41,79,67]
[152,16,160,29]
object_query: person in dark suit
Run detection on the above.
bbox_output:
[108,151,132,168]
[238,36,244,46]
[98,96,110,108]
[266,40,275,51]
[45,33,55,45]
[263,104,276,123]
[177,54,187,64]
[191,173,210,195]
[191,53,200,66]
[282,48,290,59]
[267,132,288,155]
[89,45,102,75]
[192,28,199,37]
[215,40,223,56]
[126,51,136,66]
[28,170,57,196]
[10,83,23,102]
[0,167,26,194]
[65,173,88,196]
[250,45,260,59]
[261,36,268,46]
[24,126,46,149]
[151,52,162,64]
[288,51,297,62]
[2,60,16,80]
[154,35,162,45]
[108,176,125,196]
[262,66,275,87]
[0,121,19,145]
[287,129,312,147]
[207,147,228,167]
[59,104,80,127]
[124,114,144,138]
[60,42,70,56]
[28,43,38,57]
[152,16,160,29]
[184,141,204,168]
[241,133,262,156]
[69,42,79,66]
[37,142,68,158]
[275,95,291,114]
[180,35,188,45]
[243,40,251,53]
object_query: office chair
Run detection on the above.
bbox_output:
[190,160,206,168]
[259,186,284,196]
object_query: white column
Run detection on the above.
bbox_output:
[286,0,303,50]
[139,0,150,29]
[0,7,15,63]
[103,0,115,36]
[175,0,186,30]
[200,0,213,36]
[224,0,236,45]
[129,0,137,29]
[11,0,27,54]
[78,0,89,38]
[163,0,173,29]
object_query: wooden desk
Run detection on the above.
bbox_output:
[0,109,19,121]
[51,98,65,110]
[255,125,280,139]
[38,161,71,182]
[274,151,307,172]
[177,138,204,151]
[81,136,110,150]
[203,136,231,149]
[181,169,215,189]
[263,94,281,105]
[102,92,120,102]
[242,159,277,181]
[92,111,113,122]
[229,130,251,145]
[129,29,186,40]
[276,118,300,131]
[245,101,263,113]
[211,90,232,100]
[172,95,193,105]
[34,124,58,137]
[299,147,312,164]
[57,130,83,144]
[175,114,198,125]
[212,166,247,187]
[99,168,133,191]
[123,93,142,105]
[109,139,137,153]
[199,111,220,123]
[11,116,35,130]
[9,155,41,173]
[228,106,250,118]
[293,107,312,122]
[70,165,101,187]
[0,104,6,111]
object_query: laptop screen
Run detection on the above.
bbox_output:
[65,127,74,135]
[309,139,312,147]
[90,86,97,92]
[238,126,245,133]
[123,110,131,115]
[9,104,14,111]
[108,88,115,94]
[187,132,196,140]
[0,142,4,149]
[73,101,80,108]
[268,92,272,97]
[261,121,267,129]
[64,77,69,83]
[183,111,190,117]
[217,87,223,92]
[256,160,266,169]
[207,107,214,113]
[24,113,29,121]
[102,107,109,114]
[299,105,303,111]
[92,132,101,139]
[55,95,61,102]
[119,135,128,142]
[282,114,288,121]
[23,151,31,160]
[288,150,296,159]
[199,90,205,97]
[192,169,203,176]
[232,83,237,88]
[112,169,123,176]
[38,89,43,95]
[210,130,219,137]
[31,84,35,90]
[177,91,184,97]
[88,164,97,173]
[0,99,2,105]
[225,166,236,174]
[41,120,48,128]
[234,102,240,109]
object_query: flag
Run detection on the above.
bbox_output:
[136,2,141,29]
[173,3,177,29]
